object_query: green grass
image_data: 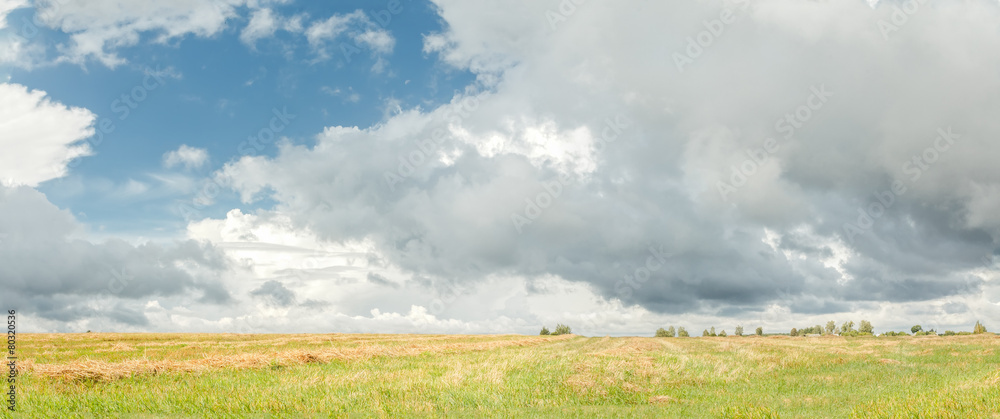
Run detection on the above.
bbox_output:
[4,333,999,418]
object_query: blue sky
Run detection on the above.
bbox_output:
[8,0,474,238]
[1,0,998,335]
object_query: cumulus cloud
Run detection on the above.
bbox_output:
[0,83,95,186]
[31,0,291,67]
[305,10,394,68]
[239,7,304,48]
[205,0,1000,332]
[163,144,209,170]
[0,185,232,328]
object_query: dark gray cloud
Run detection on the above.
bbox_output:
[250,280,296,307]
[0,186,231,324]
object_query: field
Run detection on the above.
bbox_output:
[4,333,1000,418]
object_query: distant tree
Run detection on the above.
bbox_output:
[540,326,550,335]
[825,321,836,335]
[790,328,798,336]
[553,324,572,335]
[840,321,855,334]
[655,327,671,337]
[709,327,717,337]
[735,325,744,336]
[678,327,690,337]
[703,329,710,337]
[911,325,922,334]
[859,320,873,335]
[943,330,956,336]
[719,330,727,337]
[974,321,987,334]
[667,326,676,337]
[755,327,763,336]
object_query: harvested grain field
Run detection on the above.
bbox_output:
[5,333,1000,417]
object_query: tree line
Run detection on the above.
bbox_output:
[537,321,988,337]
[648,320,988,337]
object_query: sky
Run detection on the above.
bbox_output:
[0,0,998,336]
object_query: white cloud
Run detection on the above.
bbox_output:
[305,10,394,66]
[240,8,278,46]
[239,7,304,48]
[32,0,292,67]
[202,0,1000,333]
[163,145,209,170]
[0,83,95,186]
[0,0,28,30]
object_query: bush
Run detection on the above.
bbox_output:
[539,326,550,335]
[958,331,972,335]
[735,325,744,336]
[678,327,689,337]
[552,324,572,335]
[911,325,922,334]
[974,321,988,334]
[655,327,673,337]
[755,327,763,336]
[943,330,956,336]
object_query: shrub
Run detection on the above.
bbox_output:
[958,331,972,335]
[735,325,744,336]
[552,324,572,335]
[655,327,671,337]
[755,327,763,336]
[974,321,987,334]
[911,325,922,334]
[943,330,956,336]
[678,327,690,337]
[539,326,550,335]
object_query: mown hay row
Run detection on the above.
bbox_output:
[19,335,574,382]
